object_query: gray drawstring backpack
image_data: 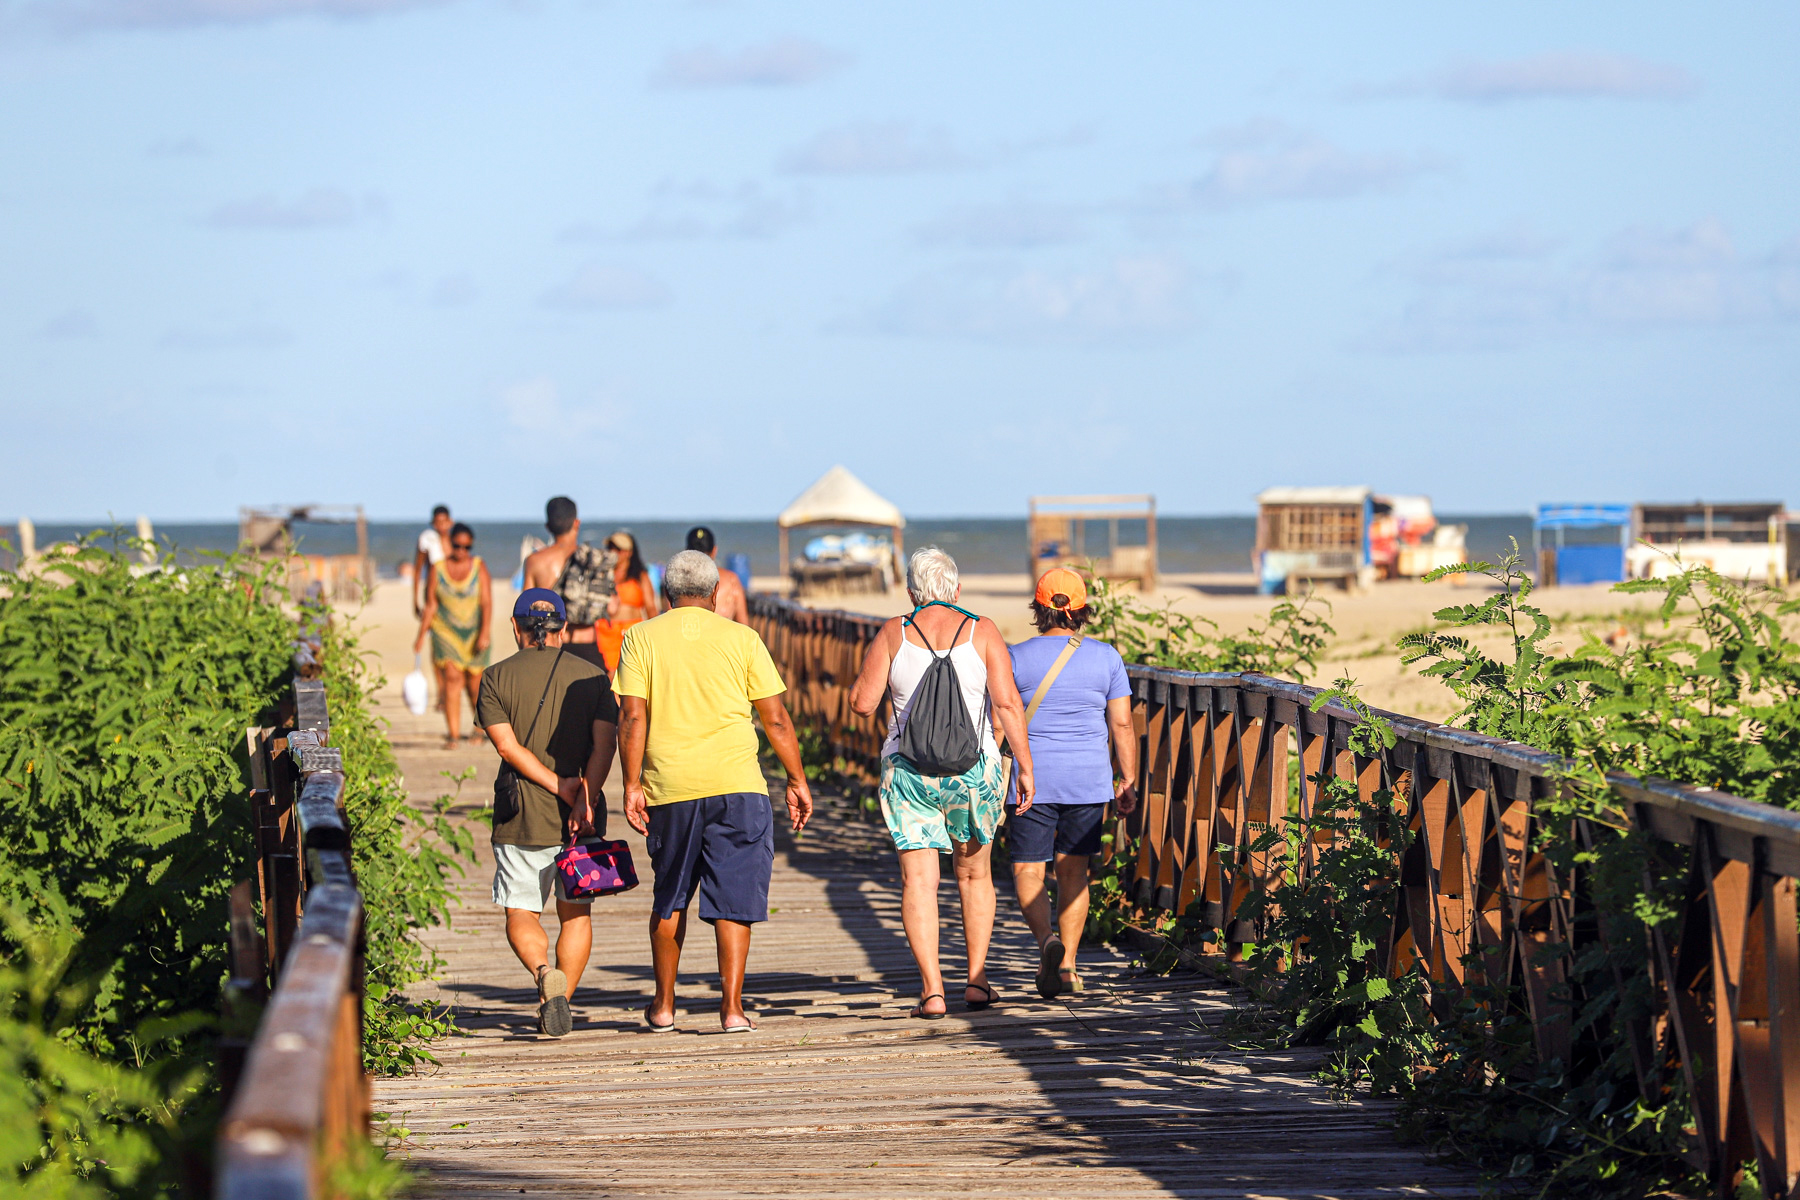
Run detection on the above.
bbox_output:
[894,611,982,776]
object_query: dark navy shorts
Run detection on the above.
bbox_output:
[646,792,775,924]
[1007,802,1108,862]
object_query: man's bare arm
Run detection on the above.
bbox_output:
[486,721,564,793]
[752,693,814,831]
[618,696,651,833]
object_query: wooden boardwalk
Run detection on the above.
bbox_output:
[376,726,1480,1199]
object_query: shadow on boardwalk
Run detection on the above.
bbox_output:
[374,717,1479,1200]
[764,785,1481,1199]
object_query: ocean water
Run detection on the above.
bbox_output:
[3,514,1535,579]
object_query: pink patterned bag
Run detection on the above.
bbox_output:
[554,838,639,899]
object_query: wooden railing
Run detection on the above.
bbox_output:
[215,612,369,1198]
[747,592,1800,1197]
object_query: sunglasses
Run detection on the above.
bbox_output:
[451,541,473,551]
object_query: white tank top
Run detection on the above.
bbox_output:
[882,613,998,760]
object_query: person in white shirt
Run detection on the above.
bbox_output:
[414,505,452,617]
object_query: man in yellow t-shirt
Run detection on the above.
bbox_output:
[615,550,813,1034]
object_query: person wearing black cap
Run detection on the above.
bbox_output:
[685,525,748,624]
[475,587,620,1037]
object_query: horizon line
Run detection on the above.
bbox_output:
[8,509,1544,527]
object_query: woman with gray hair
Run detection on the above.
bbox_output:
[850,548,1035,1018]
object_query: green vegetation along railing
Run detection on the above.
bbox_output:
[747,592,1800,1196]
[215,620,369,1196]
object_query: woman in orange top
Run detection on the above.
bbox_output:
[594,530,659,673]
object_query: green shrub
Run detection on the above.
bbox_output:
[1235,543,1800,1196]
[315,613,474,1074]
[0,540,292,1056]
[1086,576,1334,680]
[0,912,202,1200]
[0,538,457,1195]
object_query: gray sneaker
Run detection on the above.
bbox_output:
[537,968,572,1037]
[1035,936,1065,1000]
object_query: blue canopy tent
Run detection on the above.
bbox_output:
[1534,504,1631,585]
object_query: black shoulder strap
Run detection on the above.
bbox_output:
[903,613,937,652]
[521,647,566,746]
[903,609,974,656]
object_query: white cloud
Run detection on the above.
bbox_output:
[40,309,99,338]
[562,180,809,242]
[14,0,446,33]
[844,255,1197,344]
[500,377,623,439]
[23,0,449,33]
[651,37,847,88]
[913,201,1087,249]
[207,188,383,229]
[1369,52,1697,103]
[1368,219,1798,352]
[539,263,671,311]
[1145,122,1439,210]
[160,322,292,350]
[781,122,971,174]
[1583,219,1791,325]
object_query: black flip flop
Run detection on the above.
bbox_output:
[910,993,947,1020]
[965,982,998,1011]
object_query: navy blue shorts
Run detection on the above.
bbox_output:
[1007,802,1108,862]
[646,792,775,924]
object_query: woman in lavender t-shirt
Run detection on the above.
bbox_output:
[1006,568,1139,999]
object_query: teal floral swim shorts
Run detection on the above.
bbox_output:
[879,752,1005,852]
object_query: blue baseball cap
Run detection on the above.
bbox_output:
[512,588,566,619]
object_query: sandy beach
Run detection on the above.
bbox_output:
[348,569,1667,726]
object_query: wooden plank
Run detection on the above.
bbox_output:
[371,719,1483,1200]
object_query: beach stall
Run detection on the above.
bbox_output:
[778,466,905,598]
[1369,494,1467,579]
[1027,494,1157,591]
[1533,504,1631,586]
[1627,501,1787,585]
[1255,487,1374,594]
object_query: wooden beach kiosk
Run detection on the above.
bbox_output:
[778,466,905,597]
[1027,494,1158,591]
[1254,486,1374,594]
[1627,500,1787,585]
[1534,500,1789,586]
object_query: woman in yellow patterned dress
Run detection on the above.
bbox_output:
[413,522,492,746]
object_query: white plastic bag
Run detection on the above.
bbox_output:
[402,653,430,715]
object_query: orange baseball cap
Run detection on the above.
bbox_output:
[1035,567,1087,611]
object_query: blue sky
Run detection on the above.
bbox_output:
[3,1,1796,520]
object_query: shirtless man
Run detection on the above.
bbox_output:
[686,526,748,624]
[413,505,453,616]
[522,497,612,662]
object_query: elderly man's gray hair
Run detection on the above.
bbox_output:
[664,549,720,600]
[906,547,959,604]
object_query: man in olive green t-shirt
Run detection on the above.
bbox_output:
[476,589,618,1037]
[616,550,812,1033]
